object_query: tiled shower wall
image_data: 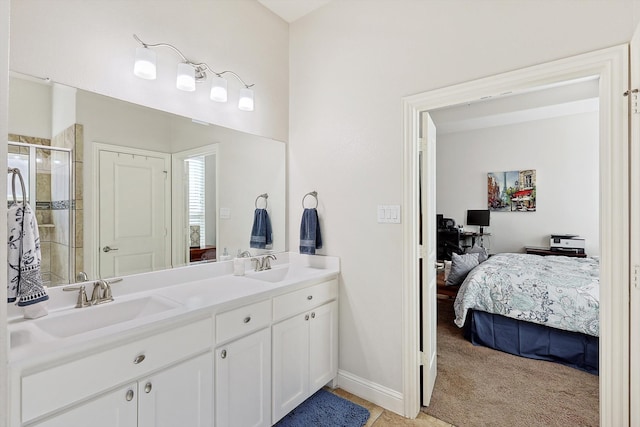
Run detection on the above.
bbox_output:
[50,124,83,285]
[8,126,82,286]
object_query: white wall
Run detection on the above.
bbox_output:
[51,83,76,138]
[436,111,599,256]
[7,77,51,138]
[289,0,639,406]
[1,0,10,424]
[9,0,289,142]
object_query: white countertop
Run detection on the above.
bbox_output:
[7,252,339,368]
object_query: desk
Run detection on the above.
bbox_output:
[461,231,490,248]
[189,246,217,262]
[525,246,587,258]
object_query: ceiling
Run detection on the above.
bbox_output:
[257,0,331,23]
[429,77,600,134]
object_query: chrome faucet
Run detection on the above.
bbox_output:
[90,279,114,305]
[251,254,277,271]
[63,277,121,308]
[262,254,277,270]
[63,284,91,308]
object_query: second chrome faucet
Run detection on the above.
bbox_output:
[64,278,122,308]
[251,254,277,272]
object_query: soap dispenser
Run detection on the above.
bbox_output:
[219,247,232,261]
[233,249,245,276]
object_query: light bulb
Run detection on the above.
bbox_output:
[238,87,254,112]
[133,47,157,80]
[210,76,228,102]
[176,63,196,91]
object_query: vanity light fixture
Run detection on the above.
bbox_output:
[133,34,255,111]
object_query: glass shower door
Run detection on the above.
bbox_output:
[8,142,72,286]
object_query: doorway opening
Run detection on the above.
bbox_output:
[423,76,600,424]
[402,45,630,424]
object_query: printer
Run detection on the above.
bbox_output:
[550,234,585,254]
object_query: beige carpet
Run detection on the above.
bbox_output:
[424,299,599,427]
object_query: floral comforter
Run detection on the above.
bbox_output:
[453,253,600,337]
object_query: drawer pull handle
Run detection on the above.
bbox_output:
[221,349,227,359]
[311,312,316,319]
[125,389,134,401]
[145,382,152,393]
[307,295,313,300]
[305,314,310,321]
[243,316,251,323]
[133,354,146,364]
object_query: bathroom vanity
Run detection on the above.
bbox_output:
[7,253,339,427]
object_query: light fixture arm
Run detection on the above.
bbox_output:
[133,34,254,87]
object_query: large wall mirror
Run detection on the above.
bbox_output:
[8,72,286,285]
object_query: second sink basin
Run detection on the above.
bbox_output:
[33,295,181,338]
[245,266,292,283]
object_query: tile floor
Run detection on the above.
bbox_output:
[330,388,454,427]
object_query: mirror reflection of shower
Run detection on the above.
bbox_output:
[8,142,73,286]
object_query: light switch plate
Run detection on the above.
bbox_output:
[378,205,401,223]
[219,207,230,219]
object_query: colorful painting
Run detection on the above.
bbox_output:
[487,170,536,212]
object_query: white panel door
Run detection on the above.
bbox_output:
[630,22,640,427]
[32,383,137,427]
[99,149,170,278]
[308,300,338,393]
[215,328,271,427]
[137,352,213,427]
[272,313,310,424]
[420,112,438,406]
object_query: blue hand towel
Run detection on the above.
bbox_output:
[300,208,322,254]
[250,208,273,249]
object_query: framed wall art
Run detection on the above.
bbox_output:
[487,169,536,212]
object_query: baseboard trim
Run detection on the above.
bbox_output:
[337,370,405,416]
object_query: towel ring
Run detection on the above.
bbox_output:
[302,191,318,209]
[7,168,27,205]
[255,193,268,209]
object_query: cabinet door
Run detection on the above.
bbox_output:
[216,328,271,427]
[32,384,138,427]
[138,352,213,427]
[272,313,310,423]
[309,300,338,393]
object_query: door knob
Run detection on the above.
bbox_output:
[103,246,119,253]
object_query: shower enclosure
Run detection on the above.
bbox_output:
[8,142,73,286]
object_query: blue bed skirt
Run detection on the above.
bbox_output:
[464,310,599,375]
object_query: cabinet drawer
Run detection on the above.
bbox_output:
[273,279,338,321]
[216,299,271,344]
[22,318,212,423]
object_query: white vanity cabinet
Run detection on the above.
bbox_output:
[31,352,213,427]
[20,318,213,427]
[137,351,213,427]
[30,383,138,427]
[271,279,338,424]
[214,300,272,427]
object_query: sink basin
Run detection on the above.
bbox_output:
[32,295,180,338]
[245,265,330,283]
[245,266,291,283]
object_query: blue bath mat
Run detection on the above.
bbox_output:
[275,389,370,427]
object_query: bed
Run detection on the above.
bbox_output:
[453,253,599,374]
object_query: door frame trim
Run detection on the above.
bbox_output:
[92,143,172,278]
[171,144,219,267]
[402,45,629,425]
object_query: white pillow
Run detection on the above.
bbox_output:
[445,252,479,286]
[443,260,452,281]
